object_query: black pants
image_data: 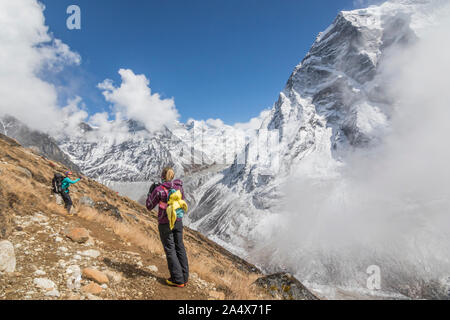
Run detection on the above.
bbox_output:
[158,220,189,285]
[61,192,72,213]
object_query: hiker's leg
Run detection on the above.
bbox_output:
[61,192,72,213]
[158,223,184,284]
[173,220,189,284]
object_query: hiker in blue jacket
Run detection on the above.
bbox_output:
[61,171,81,215]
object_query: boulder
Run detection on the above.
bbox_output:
[82,268,109,284]
[63,227,90,243]
[33,278,56,291]
[0,240,16,273]
[254,273,319,300]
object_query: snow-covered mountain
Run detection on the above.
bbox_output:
[186,0,422,241]
[183,0,450,298]
[58,120,204,183]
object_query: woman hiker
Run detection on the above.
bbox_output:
[61,171,82,215]
[146,167,189,288]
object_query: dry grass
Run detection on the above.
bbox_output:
[77,206,164,255]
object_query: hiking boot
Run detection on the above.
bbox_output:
[166,279,185,288]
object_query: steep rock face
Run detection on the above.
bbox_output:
[0,115,80,172]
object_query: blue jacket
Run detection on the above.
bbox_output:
[61,177,80,193]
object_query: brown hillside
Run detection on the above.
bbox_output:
[0,133,298,300]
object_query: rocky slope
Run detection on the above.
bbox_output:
[0,115,80,173]
[0,133,321,300]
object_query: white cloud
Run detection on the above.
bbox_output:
[233,108,271,132]
[98,69,179,132]
[0,0,81,133]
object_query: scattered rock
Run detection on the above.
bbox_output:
[33,278,56,291]
[81,282,103,295]
[31,212,49,223]
[66,293,82,300]
[45,289,60,298]
[104,270,122,283]
[95,201,123,221]
[80,249,101,259]
[55,237,63,243]
[54,194,63,205]
[254,273,319,300]
[58,246,68,253]
[146,265,158,273]
[63,227,90,244]
[79,196,95,207]
[209,290,226,300]
[34,269,46,276]
[82,268,109,284]
[66,265,82,291]
[85,293,102,300]
[0,240,16,273]
[85,237,95,246]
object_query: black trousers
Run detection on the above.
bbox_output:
[61,192,72,213]
[158,220,189,285]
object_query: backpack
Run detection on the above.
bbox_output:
[159,186,188,223]
[148,182,160,197]
[52,173,65,194]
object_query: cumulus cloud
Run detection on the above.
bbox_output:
[0,0,81,133]
[98,69,179,132]
[233,109,271,132]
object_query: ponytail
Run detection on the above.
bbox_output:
[161,167,175,182]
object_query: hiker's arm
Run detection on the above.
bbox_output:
[66,178,81,184]
[146,187,160,211]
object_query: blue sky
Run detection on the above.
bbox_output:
[40,0,358,124]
